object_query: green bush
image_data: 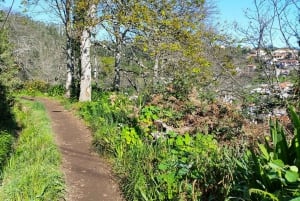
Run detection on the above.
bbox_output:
[116,132,234,200]
[0,132,13,171]
[22,80,50,95]
[170,76,191,101]
[0,84,17,132]
[92,123,120,155]
[232,107,300,201]
[78,93,137,157]
[78,93,134,129]
[48,85,65,97]
[77,92,236,200]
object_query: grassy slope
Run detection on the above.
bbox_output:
[0,98,65,201]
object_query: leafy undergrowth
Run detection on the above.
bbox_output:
[0,98,65,200]
[16,80,66,99]
[73,89,300,201]
[0,83,17,182]
[232,107,300,201]
[74,92,242,200]
[0,132,14,173]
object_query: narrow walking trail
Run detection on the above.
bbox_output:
[39,98,123,201]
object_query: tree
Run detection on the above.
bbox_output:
[96,0,153,91]
[241,0,299,68]
[52,0,99,101]
[0,9,20,131]
[22,0,100,101]
[52,0,76,98]
[99,0,136,91]
[74,0,98,101]
[0,11,20,90]
[130,0,216,94]
[90,0,220,94]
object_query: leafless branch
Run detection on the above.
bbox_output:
[1,0,15,30]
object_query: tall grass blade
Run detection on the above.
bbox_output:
[275,121,289,163]
[288,106,300,168]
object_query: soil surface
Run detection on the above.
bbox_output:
[39,98,123,201]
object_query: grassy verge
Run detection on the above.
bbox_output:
[0,132,14,174]
[75,92,236,200]
[0,98,65,201]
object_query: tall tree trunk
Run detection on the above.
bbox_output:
[65,36,74,98]
[153,54,159,85]
[113,47,121,91]
[65,0,74,98]
[93,56,98,80]
[78,3,96,101]
[113,21,121,91]
[79,27,92,101]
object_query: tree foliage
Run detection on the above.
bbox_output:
[91,0,221,95]
[0,11,20,90]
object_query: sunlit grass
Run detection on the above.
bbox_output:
[0,99,65,200]
[76,92,236,200]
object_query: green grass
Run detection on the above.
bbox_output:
[0,132,14,171]
[0,99,65,201]
[75,93,236,200]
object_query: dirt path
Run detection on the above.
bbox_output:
[39,98,123,201]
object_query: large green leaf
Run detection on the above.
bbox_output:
[270,121,278,148]
[285,170,299,183]
[269,120,289,163]
[290,166,299,172]
[269,159,284,170]
[258,144,270,161]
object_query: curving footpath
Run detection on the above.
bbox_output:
[39,98,123,201]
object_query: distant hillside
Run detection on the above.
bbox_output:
[7,13,65,84]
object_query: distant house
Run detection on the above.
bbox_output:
[247,48,269,60]
[247,48,299,63]
[272,48,299,61]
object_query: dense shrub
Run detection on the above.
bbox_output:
[231,107,300,201]
[0,83,16,177]
[23,80,50,95]
[48,84,65,97]
[116,132,235,201]
[0,132,13,171]
[78,92,300,201]
[77,92,236,200]
[78,93,137,156]
[0,84,17,132]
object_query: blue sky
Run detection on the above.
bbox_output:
[1,0,60,23]
[2,0,24,14]
[217,0,252,25]
[2,0,253,24]
[2,0,297,47]
[217,0,251,22]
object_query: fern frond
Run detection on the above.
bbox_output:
[249,188,279,201]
